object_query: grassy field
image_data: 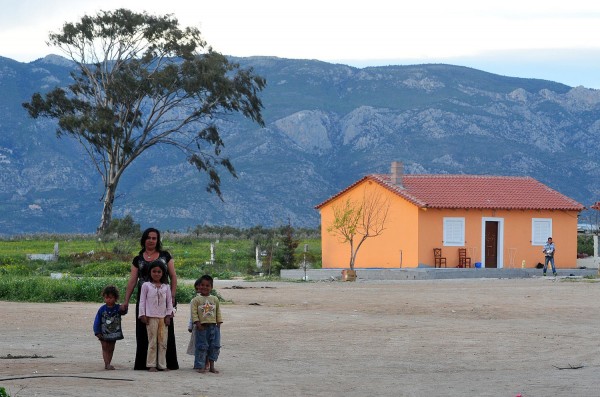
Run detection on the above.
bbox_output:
[0,233,321,303]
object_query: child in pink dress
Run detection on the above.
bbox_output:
[138,261,173,372]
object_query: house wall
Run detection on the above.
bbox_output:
[417,208,580,269]
[319,180,420,269]
[418,209,489,267]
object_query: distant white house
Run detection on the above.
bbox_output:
[578,223,598,234]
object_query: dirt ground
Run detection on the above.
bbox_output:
[1,277,599,397]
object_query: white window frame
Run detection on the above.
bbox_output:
[532,218,552,246]
[481,217,505,269]
[443,217,465,246]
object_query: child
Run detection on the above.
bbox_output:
[186,311,199,359]
[93,285,128,370]
[186,315,211,371]
[186,316,196,356]
[138,260,174,372]
[186,286,208,370]
[190,274,222,373]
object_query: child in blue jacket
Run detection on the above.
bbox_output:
[93,285,128,369]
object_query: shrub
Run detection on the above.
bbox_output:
[578,234,594,256]
[0,275,230,304]
[0,276,128,302]
[99,215,141,240]
[0,256,23,266]
[0,264,32,276]
[175,283,228,306]
[274,223,300,271]
[176,283,196,306]
[70,261,130,277]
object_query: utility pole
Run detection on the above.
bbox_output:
[303,244,308,280]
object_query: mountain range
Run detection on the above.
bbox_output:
[1,54,599,235]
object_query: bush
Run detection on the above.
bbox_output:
[0,276,128,302]
[578,234,594,256]
[0,264,32,276]
[99,215,141,240]
[0,275,228,304]
[175,283,228,306]
[274,223,300,271]
[175,283,196,306]
[70,261,130,277]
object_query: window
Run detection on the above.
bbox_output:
[444,217,465,246]
[532,218,552,245]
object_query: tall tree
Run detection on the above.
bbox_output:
[276,221,300,270]
[23,9,266,232]
[327,188,391,270]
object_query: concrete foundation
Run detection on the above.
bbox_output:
[281,267,598,281]
[576,257,599,269]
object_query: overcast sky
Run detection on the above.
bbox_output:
[1,0,599,88]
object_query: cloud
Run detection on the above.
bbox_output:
[2,1,599,87]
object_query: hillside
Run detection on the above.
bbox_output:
[0,55,599,234]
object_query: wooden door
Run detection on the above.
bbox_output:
[485,221,498,268]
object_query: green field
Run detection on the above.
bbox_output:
[0,233,321,303]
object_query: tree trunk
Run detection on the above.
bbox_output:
[97,182,117,233]
[349,240,355,270]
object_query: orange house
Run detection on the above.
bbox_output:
[316,162,585,269]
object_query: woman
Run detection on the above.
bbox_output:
[123,227,179,370]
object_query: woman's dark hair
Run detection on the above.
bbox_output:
[140,227,162,253]
[102,285,120,299]
[148,260,169,284]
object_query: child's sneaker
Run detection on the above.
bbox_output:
[553,273,557,277]
[543,272,547,276]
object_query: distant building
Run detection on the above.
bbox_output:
[316,162,584,269]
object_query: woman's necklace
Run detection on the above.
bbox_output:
[144,250,157,261]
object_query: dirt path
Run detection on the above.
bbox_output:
[1,278,599,396]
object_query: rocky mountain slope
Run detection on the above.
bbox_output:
[1,55,599,234]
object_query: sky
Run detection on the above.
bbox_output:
[1,0,599,88]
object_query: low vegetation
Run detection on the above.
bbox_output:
[0,224,321,303]
[577,233,594,256]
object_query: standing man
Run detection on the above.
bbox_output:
[542,237,557,277]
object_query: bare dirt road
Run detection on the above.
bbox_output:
[1,277,599,397]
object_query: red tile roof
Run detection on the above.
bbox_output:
[315,174,584,211]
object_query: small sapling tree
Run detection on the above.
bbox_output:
[327,188,391,270]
